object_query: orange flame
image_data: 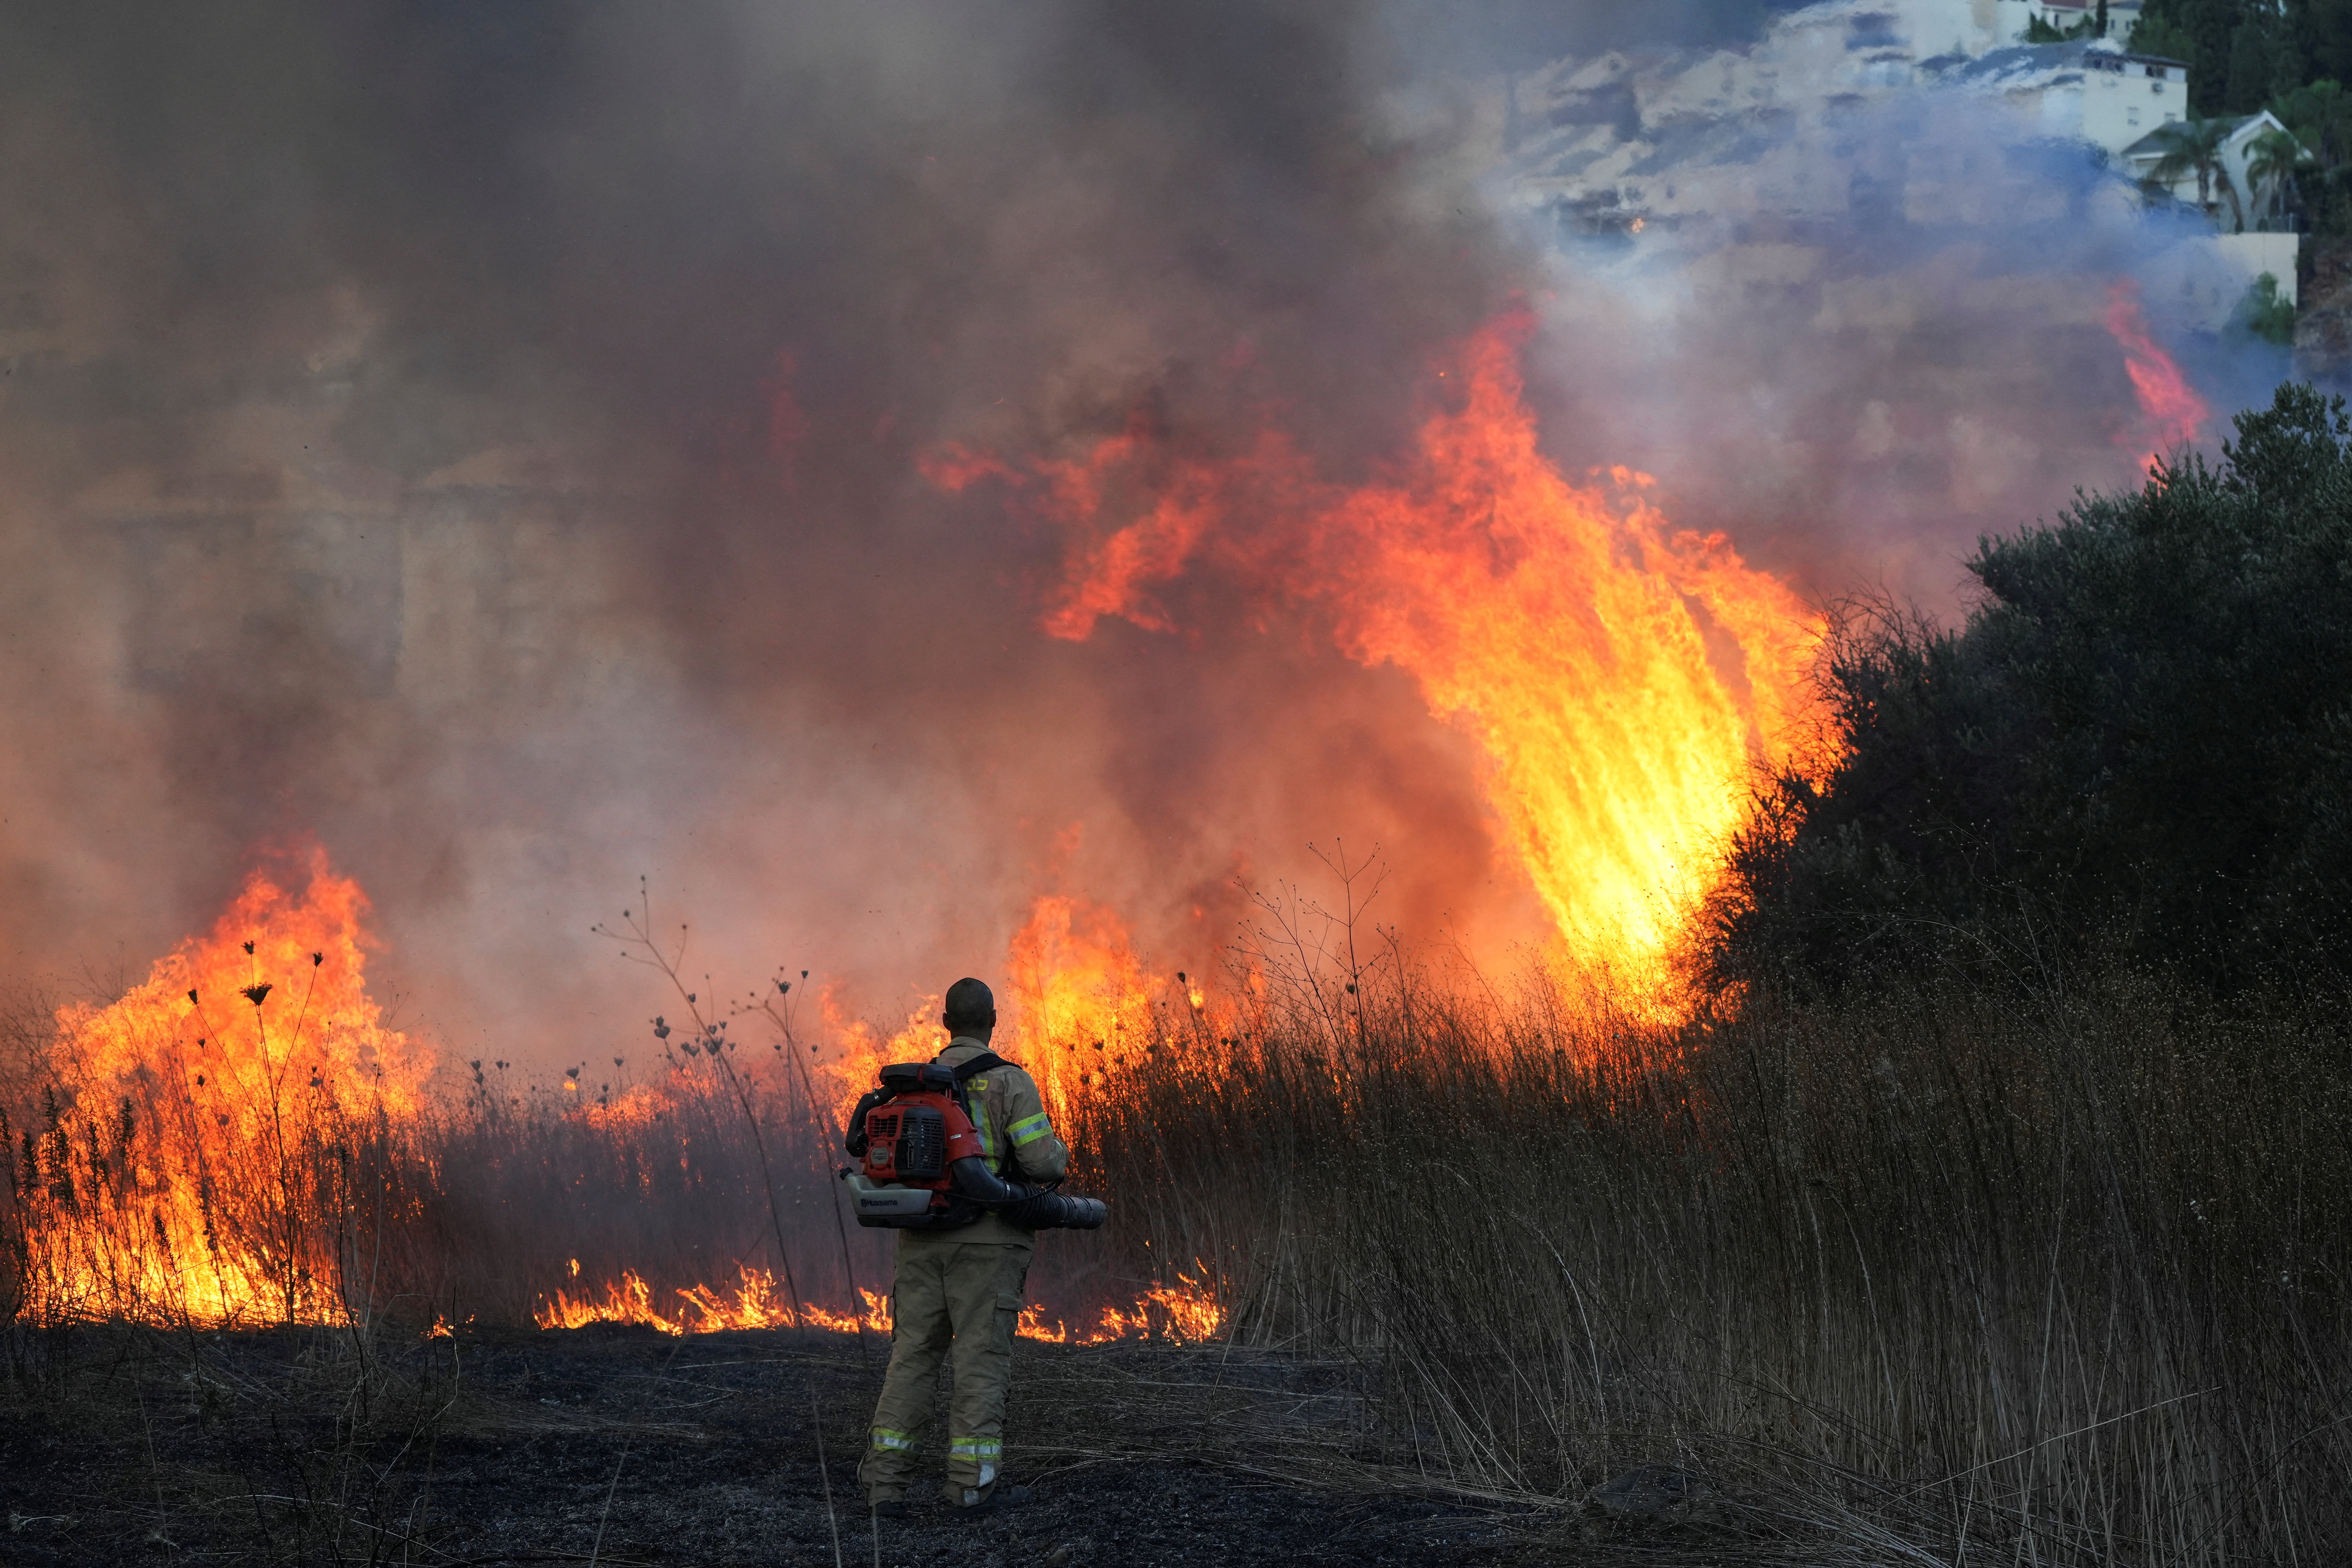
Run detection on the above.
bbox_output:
[1005,892,1163,1117]
[1129,1271,1226,1342]
[1016,1275,1224,1344]
[947,317,1824,1000]
[533,1263,1222,1346]
[815,987,943,1128]
[533,1267,895,1337]
[21,849,426,1326]
[8,854,1222,1346]
[801,1286,895,1337]
[2105,280,2208,471]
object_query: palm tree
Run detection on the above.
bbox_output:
[2144,114,2245,232]
[2243,125,2309,228]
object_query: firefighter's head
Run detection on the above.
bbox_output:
[942,977,996,1041]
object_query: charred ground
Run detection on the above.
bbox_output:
[0,1322,1723,1568]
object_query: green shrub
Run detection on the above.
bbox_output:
[1712,382,2352,994]
[2235,271,2298,343]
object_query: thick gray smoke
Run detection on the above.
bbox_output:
[1476,28,2296,607]
[0,1,2270,1065]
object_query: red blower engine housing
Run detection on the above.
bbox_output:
[859,1065,982,1194]
[840,1058,1106,1231]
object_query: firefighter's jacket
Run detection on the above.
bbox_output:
[900,1035,1069,1249]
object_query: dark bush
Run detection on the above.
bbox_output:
[1712,382,2352,994]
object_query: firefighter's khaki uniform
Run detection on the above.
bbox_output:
[860,1037,1068,1508]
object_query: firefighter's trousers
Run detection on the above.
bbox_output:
[859,1239,1030,1507]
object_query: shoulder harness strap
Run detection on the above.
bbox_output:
[943,1050,1013,1171]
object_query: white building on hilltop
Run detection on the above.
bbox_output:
[1498,8,2191,233]
[1992,0,2146,43]
[2122,108,2308,306]
[1491,0,2302,321]
[1939,39,2188,158]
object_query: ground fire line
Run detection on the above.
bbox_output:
[4,310,2208,1345]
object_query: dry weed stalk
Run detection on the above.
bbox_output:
[1072,955,2350,1566]
[3,903,2343,1565]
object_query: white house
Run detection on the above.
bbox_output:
[1991,0,2146,44]
[2122,108,2306,231]
[1944,38,2189,158]
[1499,0,2298,300]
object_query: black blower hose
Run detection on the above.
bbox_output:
[1002,1190,1109,1230]
[947,1156,1108,1230]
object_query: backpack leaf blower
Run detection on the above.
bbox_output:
[839,1055,1107,1231]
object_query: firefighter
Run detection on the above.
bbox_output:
[858,976,1068,1516]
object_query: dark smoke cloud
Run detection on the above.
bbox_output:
[0,1,1558,1053]
[0,2,2264,1060]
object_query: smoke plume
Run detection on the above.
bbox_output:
[0,1,2272,1063]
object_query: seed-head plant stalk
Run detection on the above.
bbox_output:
[753,971,871,1357]
[594,878,806,1330]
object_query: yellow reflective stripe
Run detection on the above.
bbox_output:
[968,1084,997,1160]
[948,1436,1004,1458]
[870,1427,918,1452]
[1008,1112,1052,1146]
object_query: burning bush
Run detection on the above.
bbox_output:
[0,857,874,1335]
[0,862,1197,1344]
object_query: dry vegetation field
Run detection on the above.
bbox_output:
[4,948,2346,1566]
[1089,962,2352,1564]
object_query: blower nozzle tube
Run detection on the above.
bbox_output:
[1002,1190,1110,1230]
[947,1156,1108,1230]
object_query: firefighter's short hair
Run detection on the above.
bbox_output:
[942,976,996,1033]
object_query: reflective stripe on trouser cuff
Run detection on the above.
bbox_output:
[948,1436,1004,1461]
[1008,1112,1052,1146]
[870,1428,918,1453]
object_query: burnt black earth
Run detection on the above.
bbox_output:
[0,1323,1634,1568]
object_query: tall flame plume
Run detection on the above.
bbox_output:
[935,317,1827,999]
[2106,280,2209,471]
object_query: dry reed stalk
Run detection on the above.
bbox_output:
[1062,961,2350,1566]
[3,954,2342,1565]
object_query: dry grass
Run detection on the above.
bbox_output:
[4,953,2346,1564]
[1076,961,2352,1565]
